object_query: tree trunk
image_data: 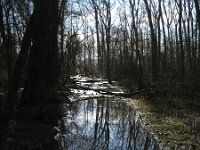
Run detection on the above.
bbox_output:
[4,12,35,123]
[175,23,180,74]
[129,0,143,88]
[178,0,185,81]
[143,0,158,82]
[91,0,101,72]
[194,0,200,80]
[0,0,12,82]
[105,0,112,84]
[161,16,167,72]
[157,0,162,73]
[18,0,60,124]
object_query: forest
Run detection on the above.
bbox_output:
[0,0,200,149]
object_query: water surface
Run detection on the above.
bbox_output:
[61,98,158,150]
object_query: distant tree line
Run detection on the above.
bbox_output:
[1,0,200,97]
[63,0,200,92]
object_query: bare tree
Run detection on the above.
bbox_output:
[99,0,112,83]
[143,0,158,82]
[129,0,143,88]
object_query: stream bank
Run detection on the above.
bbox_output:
[126,96,200,149]
[61,76,200,150]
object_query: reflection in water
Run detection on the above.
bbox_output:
[62,99,158,150]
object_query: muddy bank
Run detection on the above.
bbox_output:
[66,76,200,149]
[125,97,200,149]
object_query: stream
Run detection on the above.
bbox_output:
[60,76,159,150]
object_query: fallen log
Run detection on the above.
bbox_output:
[72,96,107,103]
[69,84,150,98]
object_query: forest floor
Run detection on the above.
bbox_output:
[118,83,200,149]
[125,96,200,149]
[69,76,200,149]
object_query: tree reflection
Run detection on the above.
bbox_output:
[104,100,110,150]
[62,99,158,150]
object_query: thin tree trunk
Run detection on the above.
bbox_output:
[4,13,35,121]
[0,0,12,82]
[175,23,180,74]
[161,11,167,72]
[157,0,162,73]
[178,0,185,81]
[143,0,158,82]
[129,0,143,88]
[193,0,200,80]
[105,1,112,84]
[0,3,35,148]
[92,0,101,72]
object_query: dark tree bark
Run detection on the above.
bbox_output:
[194,0,200,80]
[129,0,143,88]
[91,0,101,72]
[3,12,35,124]
[104,0,112,84]
[100,18,106,76]
[143,0,158,82]
[60,0,67,75]
[18,0,60,124]
[99,0,112,83]
[0,1,35,148]
[185,0,192,73]
[175,23,180,73]
[194,0,200,28]
[0,0,12,82]
[177,0,185,81]
[161,10,167,71]
[157,0,162,72]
